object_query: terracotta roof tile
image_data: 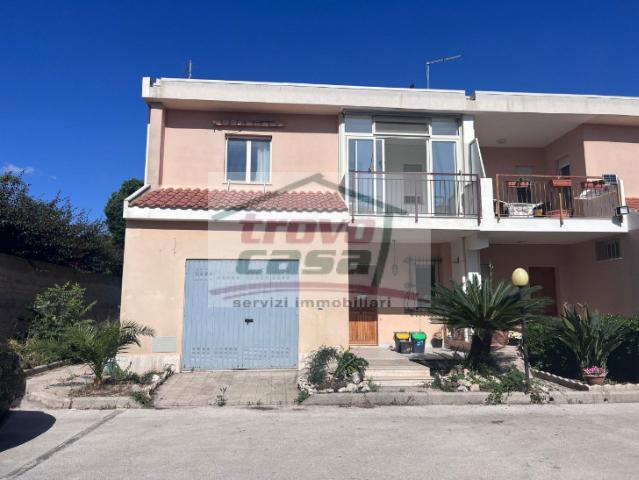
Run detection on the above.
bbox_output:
[627,197,639,212]
[130,188,348,212]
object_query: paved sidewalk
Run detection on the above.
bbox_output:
[154,370,298,407]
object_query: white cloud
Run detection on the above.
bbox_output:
[2,163,35,175]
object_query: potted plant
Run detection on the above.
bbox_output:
[552,304,629,386]
[506,177,530,188]
[582,366,607,385]
[431,331,443,348]
[550,178,572,188]
[581,179,605,189]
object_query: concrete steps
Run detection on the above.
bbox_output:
[351,347,432,388]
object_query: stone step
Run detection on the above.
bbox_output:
[366,368,431,381]
[376,380,433,389]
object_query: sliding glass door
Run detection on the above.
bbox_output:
[431,141,457,215]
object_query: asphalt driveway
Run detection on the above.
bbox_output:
[2,403,639,479]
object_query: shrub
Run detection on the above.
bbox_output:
[527,310,639,383]
[607,316,639,383]
[307,346,340,386]
[553,305,629,373]
[8,338,57,369]
[28,282,96,342]
[306,347,369,388]
[527,322,579,378]
[0,343,26,412]
[334,350,368,380]
[36,320,154,386]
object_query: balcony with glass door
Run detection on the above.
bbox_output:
[345,116,481,221]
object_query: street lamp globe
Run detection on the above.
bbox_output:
[511,267,529,287]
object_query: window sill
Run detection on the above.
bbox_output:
[224,181,273,186]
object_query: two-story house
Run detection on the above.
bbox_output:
[119,77,639,373]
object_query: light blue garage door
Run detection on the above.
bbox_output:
[182,259,299,370]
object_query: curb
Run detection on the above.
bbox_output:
[531,368,589,391]
[26,390,142,409]
[302,389,639,406]
[24,361,69,377]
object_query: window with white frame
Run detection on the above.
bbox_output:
[226,137,271,183]
[344,114,462,215]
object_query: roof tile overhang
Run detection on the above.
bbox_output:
[129,188,348,212]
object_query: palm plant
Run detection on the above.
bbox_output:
[427,277,552,368]
[553,304,629,374]
[39,320,154,386]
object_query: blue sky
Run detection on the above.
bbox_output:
[1,1,638,219]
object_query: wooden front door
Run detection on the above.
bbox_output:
[529,266,558,315]
[349,307,378,345]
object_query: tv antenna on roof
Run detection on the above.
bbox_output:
[425,54,462,89]
[185,59,193,79]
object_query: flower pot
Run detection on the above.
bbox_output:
[547,209,572,218]
[583,373,607,385]
[581,181,604,189]
[550,178,572,188]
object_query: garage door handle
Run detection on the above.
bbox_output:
[244,318,254,324]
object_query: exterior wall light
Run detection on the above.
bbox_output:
[615,206,630,216]
[511,267,529,287]
[512,267,531,391]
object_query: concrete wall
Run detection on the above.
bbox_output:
[0,253,122,341]
[119,220,350,372]
[148,109,339,191]
[583,124,639,197]
[349,239,451,346]
[481,237,639,316]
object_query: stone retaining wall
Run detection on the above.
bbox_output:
[0,253,121,340]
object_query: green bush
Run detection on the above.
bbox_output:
[28,282,96,342]
[307,346,340,386]
[607,316,639,383]
[8,338,57,369]
[306,347,369,388]
[527,312,639,383]
[334,350,368,380]
[526,322,579,378]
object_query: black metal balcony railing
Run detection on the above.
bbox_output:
[348,171,481,222]
[495,174,621,223]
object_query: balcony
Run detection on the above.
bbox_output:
[494,174,621,222]
[348,171,481,221]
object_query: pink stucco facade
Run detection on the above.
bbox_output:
[120,80,639,372]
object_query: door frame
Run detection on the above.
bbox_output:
[348,302,379,346]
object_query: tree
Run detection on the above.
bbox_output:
[0,173,121,274]
[104,178,143,248]
[427,278,552,368]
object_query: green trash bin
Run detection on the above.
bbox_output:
[410,332,427,353]
[394,332,411,353]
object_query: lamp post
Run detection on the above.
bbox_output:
[511,267,531,392]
